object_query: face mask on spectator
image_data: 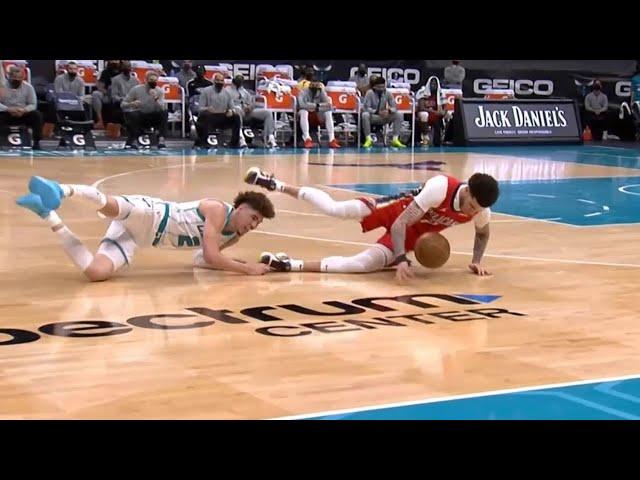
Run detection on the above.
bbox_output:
[68,72,77,79]
[214,83,224,91]
[148,81,157,89]
[10,79,21,88]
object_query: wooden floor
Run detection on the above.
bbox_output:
[1,149,640,419]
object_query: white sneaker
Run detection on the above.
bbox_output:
[244,167,278,191]
[266,136,278,148]
[260,251,291,272]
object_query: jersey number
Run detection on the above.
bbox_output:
[178,225,205,247]
[178,235,201,247]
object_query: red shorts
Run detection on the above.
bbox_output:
[307,111,327,127]
[358,197,442,252]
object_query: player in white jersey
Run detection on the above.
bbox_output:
[15,176,276,281]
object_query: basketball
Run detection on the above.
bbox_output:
[413,233,451,269]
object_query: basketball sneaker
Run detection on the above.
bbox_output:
[28,176,64,210]
[260,251,291,272]
[16,193,51,219]
[244,167,278,191]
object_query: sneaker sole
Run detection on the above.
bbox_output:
[16,193,50,218]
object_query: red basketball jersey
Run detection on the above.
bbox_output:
[360,175,475,252]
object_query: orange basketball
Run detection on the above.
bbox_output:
[413,233,451,269]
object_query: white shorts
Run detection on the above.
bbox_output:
[96,195,168,271]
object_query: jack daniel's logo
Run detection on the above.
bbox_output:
[474,105,568,128]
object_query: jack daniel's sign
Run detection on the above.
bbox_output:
[455,98,583,145]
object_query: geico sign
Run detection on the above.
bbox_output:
[218,63,294,81]
[351,67,421,85]
[615,81,631,97]
[474,78,554,96]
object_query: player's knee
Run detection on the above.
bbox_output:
[83,255,116,282]
[83,264,113,282]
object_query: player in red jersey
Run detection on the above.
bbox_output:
[244,166,499,282]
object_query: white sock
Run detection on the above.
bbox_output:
[298,186,369,219]
[64,184,107,209]
[290,259,304,271]
[54,225,94,271]
[45,211,62,228]
[274,179,286,192]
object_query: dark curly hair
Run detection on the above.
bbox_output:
[468,173,499,208]
[233,191,275,219]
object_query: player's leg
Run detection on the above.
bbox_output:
[17,176,145,281]
[88,221,138,281]
[25,175,138,219]
[15,192,120,282]
[244,167,371,220]
[260,244,392,273]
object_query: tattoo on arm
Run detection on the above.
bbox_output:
[390,201,426,259]
[472,226,490,264]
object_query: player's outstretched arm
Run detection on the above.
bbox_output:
[390,200,426,281]
[469,223,491,276]
[200,201,269,276]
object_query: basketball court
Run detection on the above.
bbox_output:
[1,144,640,419]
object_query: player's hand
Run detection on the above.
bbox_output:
[245,262,270,275]
[468,263,491,276]
[395,261,414,282]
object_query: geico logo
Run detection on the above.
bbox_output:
[138,135,150,145]
[339,94,348,104]
[243,129,254,138]
[207,135,218,146]
[218,63,294,81]
[8,133,21,145]
[352,67,421,85]
[72,134,85,146]
[616,81,631,97]
[474,78,554,96]
[162,84,171,94]
[78,68,85,76]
